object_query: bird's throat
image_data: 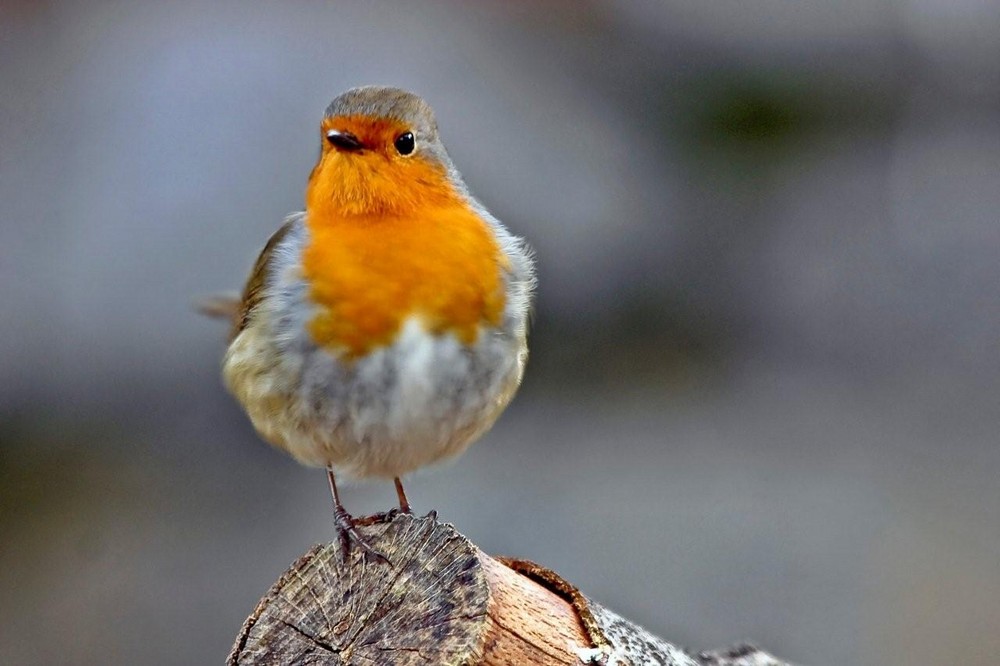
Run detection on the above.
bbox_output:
[306,151,458,219]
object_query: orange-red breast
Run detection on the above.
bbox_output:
[216,86,534,554]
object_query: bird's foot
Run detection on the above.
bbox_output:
[354,507,435,528]
[333,505,391,565]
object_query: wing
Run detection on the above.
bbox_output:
[232,217,298,340]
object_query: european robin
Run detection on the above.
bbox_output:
[212,86,534,555]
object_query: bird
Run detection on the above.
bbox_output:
[211,86,534,557]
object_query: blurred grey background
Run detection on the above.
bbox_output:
[2,1,999,664]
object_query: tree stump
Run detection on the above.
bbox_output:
[229,513,791,665]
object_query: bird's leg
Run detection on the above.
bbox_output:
[326,468,389,564]
[358,477,407,525]
[393,477,436,519]
[393,477,412,514]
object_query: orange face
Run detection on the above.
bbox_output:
[307,116,455,218]
[303,115,507,357]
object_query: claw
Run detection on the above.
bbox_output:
[366,508,400,524]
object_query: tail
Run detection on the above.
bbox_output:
[194,292,241,323]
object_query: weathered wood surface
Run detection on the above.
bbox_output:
[229,513,791,665]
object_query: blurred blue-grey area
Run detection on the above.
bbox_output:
[2,1,999,664]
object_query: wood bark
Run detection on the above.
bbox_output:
[229,513,791,665]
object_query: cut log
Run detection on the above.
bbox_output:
[229,513,790,665]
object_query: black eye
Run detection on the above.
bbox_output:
[394,131,415,156]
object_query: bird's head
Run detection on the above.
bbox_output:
[306,86,463,218]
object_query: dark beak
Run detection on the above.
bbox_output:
[326,130,365,152]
